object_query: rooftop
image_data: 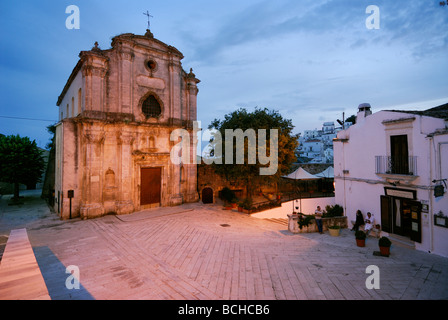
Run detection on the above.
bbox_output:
[387,103,448,120]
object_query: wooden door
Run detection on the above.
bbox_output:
[202,188,214,204]
[390,135,409,174]
[140,168,161,206]
[409,201,422,243]
[380,196,392,233]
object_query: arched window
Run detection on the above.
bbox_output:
[71,97,75,117]
[78,88,82,115]
[149,136,155,149]
[142,94,162,118]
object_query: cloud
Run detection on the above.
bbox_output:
[183,0,367,65]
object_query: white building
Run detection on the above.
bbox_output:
[298,121,352,164]
[300,139,323,159]
[334,103,448,257]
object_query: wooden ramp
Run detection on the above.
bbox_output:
[0,229,50,300]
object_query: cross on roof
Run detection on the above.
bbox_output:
[143,10,153,30]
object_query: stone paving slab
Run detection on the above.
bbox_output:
[0,228,50,300]
[1,191,448,300]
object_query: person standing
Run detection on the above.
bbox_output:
[351,210,365,232]
[315,206,323,234]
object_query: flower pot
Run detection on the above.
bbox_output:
[329,228,340,237]
[238,206,243,212]
[379,246,390,256]
[356,239,365,247]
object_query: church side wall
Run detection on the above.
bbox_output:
[58,72,83,120]
[54,120,80,220]
[54,123,63,216]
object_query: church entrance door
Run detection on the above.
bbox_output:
[141,167,161,206]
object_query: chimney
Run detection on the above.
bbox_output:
[356,103,372,123]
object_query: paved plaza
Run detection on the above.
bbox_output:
[1,190,447,300]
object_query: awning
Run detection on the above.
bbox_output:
[282,167,320,180]
[315,166,334,178]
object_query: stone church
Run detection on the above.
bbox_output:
[54,30,200,219]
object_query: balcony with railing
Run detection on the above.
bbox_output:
[375,156,418,177]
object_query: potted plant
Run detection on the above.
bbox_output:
[237,201,244,212]
[297,214,314,231]
[241,198,253,214]
[328,225,341,236]
[378,236,392,256]
[324,204,344,217]
[355,230,366,247]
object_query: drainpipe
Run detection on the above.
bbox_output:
[428,135,434,254]
[342,141,347,217]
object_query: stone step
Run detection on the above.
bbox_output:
[387,234,415,249]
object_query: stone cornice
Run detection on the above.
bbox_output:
[57,46,109,106]
[57,59,83,106]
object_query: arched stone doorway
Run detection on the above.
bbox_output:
[202,187,214,204]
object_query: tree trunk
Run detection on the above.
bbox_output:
[9,182,23,205]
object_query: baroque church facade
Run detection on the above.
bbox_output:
[55,30,200,219]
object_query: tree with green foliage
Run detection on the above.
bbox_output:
[0,134,45,203]
[208,108,299,200]
[345,114,356,125]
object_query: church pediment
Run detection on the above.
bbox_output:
[111,33,184,60]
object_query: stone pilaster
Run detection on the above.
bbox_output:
[80,127,105,219]
[116,130,135,214]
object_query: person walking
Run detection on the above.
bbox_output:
[315,206,323,234]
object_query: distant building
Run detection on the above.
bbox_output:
[334,103,448,257]
[298,120,352,164]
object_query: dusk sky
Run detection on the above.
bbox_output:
[1,0,447,149]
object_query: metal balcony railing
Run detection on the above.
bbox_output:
[375,156,418,176]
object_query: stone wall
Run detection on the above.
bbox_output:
[287,215,348,234]
[251,198,336,219]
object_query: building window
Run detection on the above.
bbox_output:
[78,88,82,115]
[390,135,409,175]
[146,60,157,71]
[142,94,162,118]
[71,97,75,117]
[376,135,417,176]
